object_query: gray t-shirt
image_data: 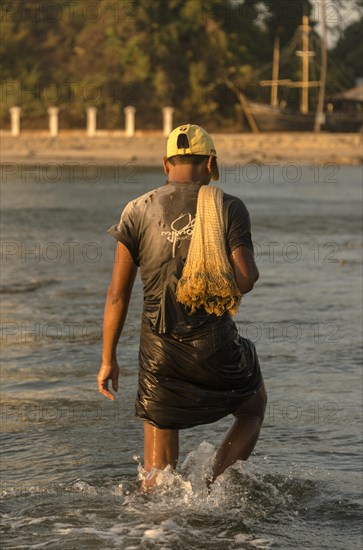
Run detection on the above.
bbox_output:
[108,181,253,334]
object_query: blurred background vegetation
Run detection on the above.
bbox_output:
[1,0,362,130]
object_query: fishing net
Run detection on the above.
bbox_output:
[176,185,242,316]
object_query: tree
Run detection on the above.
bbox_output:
[1,0,361,129]
[328,15,363,92]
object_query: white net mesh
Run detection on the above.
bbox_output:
[176,185,241,316]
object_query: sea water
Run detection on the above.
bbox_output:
[1,163,362,549]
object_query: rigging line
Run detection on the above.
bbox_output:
[279,29,301,63]
[310,34,321,73]
[310,33,352,90]
[233,23,316,88]
[244,26,301,83]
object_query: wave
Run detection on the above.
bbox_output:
[0,279,58,294]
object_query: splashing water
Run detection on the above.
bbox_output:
[2,442,299,548]
[3,440,361,548]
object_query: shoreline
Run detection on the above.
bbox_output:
[0,131,362,166]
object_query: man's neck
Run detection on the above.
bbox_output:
[167,166,209,184]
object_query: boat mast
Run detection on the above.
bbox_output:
[259,37,291,105]
[302,15,310,113]
[296,15,315,113]
[259,14,320,118]
[314,0,328,131]
[271,36,280,107]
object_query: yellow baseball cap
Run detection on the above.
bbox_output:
[166,124,219,181]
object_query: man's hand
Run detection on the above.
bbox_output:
[97,360,120,401]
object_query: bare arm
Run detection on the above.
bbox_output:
[230,246,259,294]
[97,242,138,400]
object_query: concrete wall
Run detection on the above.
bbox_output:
[1,131,361,166]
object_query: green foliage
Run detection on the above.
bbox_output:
[0,0,361,129]
[328,16,363,93]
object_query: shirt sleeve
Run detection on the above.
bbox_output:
[107,201,140,265]
[225,196,254,254]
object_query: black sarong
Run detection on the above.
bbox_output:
[136,314,262,430]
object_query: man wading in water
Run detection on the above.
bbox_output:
[97,125,267,489]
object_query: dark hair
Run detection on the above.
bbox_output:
[167,154,210,166]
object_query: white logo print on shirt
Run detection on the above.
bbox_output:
[161,213,195,258]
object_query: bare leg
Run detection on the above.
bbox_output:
[142,422,179,489]
[210,381,267,484]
